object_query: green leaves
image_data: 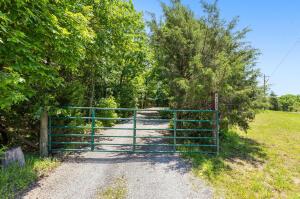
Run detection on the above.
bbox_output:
[277,94,300,112]
[0,0,152,148]
[150,0,262,130]
[81,0,149,108]
[0,70,27,110]
[0,0,96,110]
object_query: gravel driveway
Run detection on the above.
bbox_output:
[22,109,212,199]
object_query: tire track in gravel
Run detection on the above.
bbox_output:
[21,108,212,199]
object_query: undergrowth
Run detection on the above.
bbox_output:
[0,154,59,198]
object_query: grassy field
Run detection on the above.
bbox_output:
[0,154,59,198]
[187,111,300,199]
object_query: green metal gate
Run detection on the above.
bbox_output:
[48,107,219,155]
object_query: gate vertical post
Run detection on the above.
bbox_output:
[173,111,177,152]
[133,110,137,152]
[91,108,95,151]
[48,116,52,154]
[212,93,219,155]
[216,111,220,155]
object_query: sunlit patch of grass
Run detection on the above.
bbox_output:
[96,176,127,199]
[0,154,60,198]
[186,111,300,198]
[32,156,59,177]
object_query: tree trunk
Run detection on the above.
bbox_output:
[0,124,8,145]
[40,110,48,157]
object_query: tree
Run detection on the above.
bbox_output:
[149,0,262,130]
[0,0,94,110]
[80,0,150,108]
[0,0,150,146]
[269,91,279,110]
[278,94,299,112]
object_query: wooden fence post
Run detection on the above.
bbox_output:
[40,110,48,157]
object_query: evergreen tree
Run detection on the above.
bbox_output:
[149,0,262,130]
[269,91,279,111]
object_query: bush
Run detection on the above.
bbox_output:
[277,94,300,112]
[158,109,173,119]
[97,97,118,127]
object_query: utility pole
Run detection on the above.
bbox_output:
[263,74,270,97]
[263,74,270,110]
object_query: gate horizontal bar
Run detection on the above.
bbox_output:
[50,148,217,154]
[61,106,217,112]
[95,127,133,130]
[51,116,133,121]
[177,128,214,131]
[176,119,213,123]
[51,148,91,152]
[50,126,214,132]
[51,126,133,130]
[118,150,217,154]
[94,143,216,147]
[50,134,216,140]
[135,118,169,122]
[51,142,216,147]
[51,125,92,129]
[52,142,90,145]
[51,134,91,137]
[50,117,214,123]
[93,135,216,139]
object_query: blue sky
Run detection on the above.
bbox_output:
[132,0,300,95]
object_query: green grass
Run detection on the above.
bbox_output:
[0,154,60,199]
[96,176,127,199]
[187,111,300,199]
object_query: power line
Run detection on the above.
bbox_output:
[270,39,300,76]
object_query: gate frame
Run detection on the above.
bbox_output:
[47,107,220,155]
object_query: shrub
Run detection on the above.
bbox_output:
[97,97,118,127]
[158,109,173,119]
